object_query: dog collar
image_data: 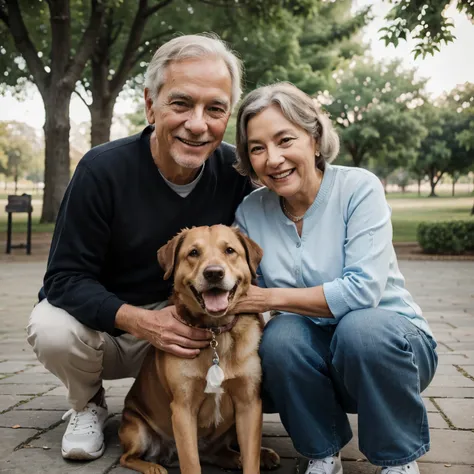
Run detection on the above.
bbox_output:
[172,309,239,335]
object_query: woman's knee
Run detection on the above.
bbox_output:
[27,299,103,361]
[331,308,408,365]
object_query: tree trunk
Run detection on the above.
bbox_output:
[90,98,115,148]
[417,178,421,197]
[41,90,71,223]
[428,169,438,197]
[14,173,18,194]
[471,200,474,216]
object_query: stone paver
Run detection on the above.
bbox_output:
[0,260,473,473]
[435,399,474,430]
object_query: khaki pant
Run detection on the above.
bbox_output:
[26,299,166,411]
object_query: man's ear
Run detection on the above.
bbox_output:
[144,88,155,124]
[157,230,187,280]
[233,227,263,279]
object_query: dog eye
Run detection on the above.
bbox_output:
[188,249,199,258]
[225,247,235,255]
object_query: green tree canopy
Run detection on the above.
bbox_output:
[0,120,38,192]
[411,92,473,197]
[76,0,369,146]
[325,57,427,170]
[0,0,326,222]
[381,0,474,58]
[104,0,369,147]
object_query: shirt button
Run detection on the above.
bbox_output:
[296,242,301,248]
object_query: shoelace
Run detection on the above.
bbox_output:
[307,457,335,474]
[62,405,100,436]
[382,466,412,473]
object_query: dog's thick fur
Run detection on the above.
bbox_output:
[119,225,280,474]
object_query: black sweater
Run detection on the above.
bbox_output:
[40,126,253,335]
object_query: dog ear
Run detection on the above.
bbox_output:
[157,230,187,280]
[234,227,263,280]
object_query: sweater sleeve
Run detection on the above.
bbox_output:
[43,162,126,335]
[322,173,393,319]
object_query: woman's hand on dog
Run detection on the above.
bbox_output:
[116,304,212,358]
[232,284,271,314]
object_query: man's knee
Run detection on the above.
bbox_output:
[27,299,104,362]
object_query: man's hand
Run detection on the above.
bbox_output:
[115,304,212,358]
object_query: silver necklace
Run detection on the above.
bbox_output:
[281,198,305,222]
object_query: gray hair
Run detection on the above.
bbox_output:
[144,33,243,110]
[235,82,340,179]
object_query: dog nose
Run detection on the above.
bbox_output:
[203,265,225,283]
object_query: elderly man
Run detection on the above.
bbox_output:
[26,34,253,461]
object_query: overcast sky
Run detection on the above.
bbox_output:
[1,0,474,131]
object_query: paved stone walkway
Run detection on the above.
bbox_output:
[0,260,473,473]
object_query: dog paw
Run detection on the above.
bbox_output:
[145,465,168,474]
[214,451,242,469]
[260,447,280,470]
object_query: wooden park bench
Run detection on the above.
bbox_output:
[5,194,33,255]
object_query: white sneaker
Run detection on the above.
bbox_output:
[305,453,343,474]
[61,402,108,460]
[381,461,420,474]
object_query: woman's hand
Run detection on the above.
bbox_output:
[233,285,333,318]
[233,284,271,314]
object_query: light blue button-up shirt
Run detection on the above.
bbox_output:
[234,163,434,339]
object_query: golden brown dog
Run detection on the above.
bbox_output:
[119,225,280,474]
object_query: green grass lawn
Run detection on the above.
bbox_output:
[388,195,473,242]
[0,215,55,234]
[386,191,473,199]
[1,193,473,242]
[0,198,53,234]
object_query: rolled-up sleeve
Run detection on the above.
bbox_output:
[323,174,392,319]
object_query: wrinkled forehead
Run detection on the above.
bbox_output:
[180,225,243,251]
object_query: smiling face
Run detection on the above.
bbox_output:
[145,57,233,183]
[158,225,262,319]
[247,104,320,200]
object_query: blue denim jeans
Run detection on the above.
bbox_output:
[259,308,438,466]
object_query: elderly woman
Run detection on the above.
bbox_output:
[232,83,437,474]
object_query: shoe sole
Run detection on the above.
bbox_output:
[61,444,105,460]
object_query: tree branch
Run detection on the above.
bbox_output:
[197,0,245,7]
[110,18,123,46]
[0,4,9,26]
[137,29,171,51]
[433,171,444,186]
[131,30,173,69]
[73,89,92,109]
[109,0,149,95]
[4,0,48,96]
[64,0,106,88]
[144,0,174,18]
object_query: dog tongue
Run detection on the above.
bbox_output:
[202,290,230,313]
